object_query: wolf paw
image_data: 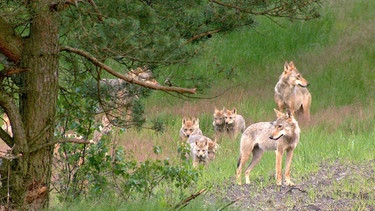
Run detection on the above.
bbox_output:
[285,180,295,186]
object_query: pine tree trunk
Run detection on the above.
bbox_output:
[0,0,59,209]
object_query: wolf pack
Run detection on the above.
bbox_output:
[0,61,310,187]
[181,61,311,186]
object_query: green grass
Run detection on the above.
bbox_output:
[58,0,375,210]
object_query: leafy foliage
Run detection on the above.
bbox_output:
[53,136,200,203]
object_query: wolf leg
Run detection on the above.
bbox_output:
[236,147,252,185]
[275,149,284,186]
[244,146,264,184]
[284,148,295,186]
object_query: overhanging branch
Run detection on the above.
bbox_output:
[29,138,93,153]
[61,46,196,94]
[210,0,320,19]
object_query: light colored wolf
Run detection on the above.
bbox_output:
[189,135,217,167]
[188,134,217,162]
[179,117,203,140]
[223,108,246,138]
[236,109,300,186]
[213,107,226,141]
[274,61,311,122]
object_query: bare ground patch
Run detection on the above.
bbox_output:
[209,159,375,210]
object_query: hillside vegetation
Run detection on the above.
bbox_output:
[58,0,375,210]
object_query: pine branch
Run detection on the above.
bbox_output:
[61,46,196,94]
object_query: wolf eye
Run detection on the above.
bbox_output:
[278,124,283,128]
[190,129,194,132]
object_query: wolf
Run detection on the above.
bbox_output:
[223,108,246,138]
[213,107,226,141]
[188,134,217,162]
[236,109,300,186]
[189,135,214,167]
[274,61,311,123]
[179,117,203,140]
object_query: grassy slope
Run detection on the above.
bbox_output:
[140,0,375,166]
[60,0,375,210]
[132,0,375,208]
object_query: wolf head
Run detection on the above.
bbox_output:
[193,137,209,158]
[281,61,310,88]
[269,109,300,140]
[181,117,200,138]
[207,139,217,161]
[213,107,225,126]
[224,108,237,125]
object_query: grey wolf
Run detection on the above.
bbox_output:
[223,108,246,138]
[189,135,216,167]
[179,117,203,140]
[236,109,300,186]
[98,66,157,127]
[188,134,217,162]
[274,61,311,122]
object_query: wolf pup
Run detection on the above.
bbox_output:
[179,117,203,140]
[223,108,246,138]
[274,61,311,122]
[213,107,226,141]
[189,135,210,167]
[188,134,217,162]
[236,109,300,186]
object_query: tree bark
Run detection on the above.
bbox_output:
[0,0,59,209]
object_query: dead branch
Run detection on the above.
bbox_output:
[87,0,104,22]
[29,138,93,153]
[173,189,206,210]
[61,46,196,94]
[210,0,320,19]
[186,29,221,44]
[284,186,307,194]
[217,196,245,211]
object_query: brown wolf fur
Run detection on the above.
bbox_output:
[236,109,300,186]
[188,134,217,162]
[223,108,246,138]
[213,107,226,141]
[274,61,311,123]
[179,117,203,140]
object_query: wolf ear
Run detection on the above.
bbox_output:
[232,108,237,114]
[289,61,295,68]
[194,118,200,126]
[204,138,208,146]
[286,110,293,118]
[274,108,284,118]
[182,117,186,124]
[284,61,290,73]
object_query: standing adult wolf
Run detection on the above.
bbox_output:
[236,109,300,186]
[274,61,311,122]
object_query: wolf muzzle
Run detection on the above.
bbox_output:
[269,134,283,140]
[298,83,310,87]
